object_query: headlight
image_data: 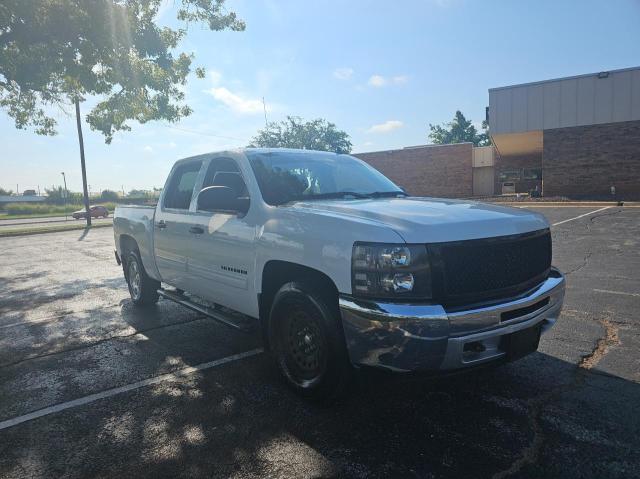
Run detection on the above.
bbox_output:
[351,243,431,299]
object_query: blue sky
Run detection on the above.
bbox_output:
[2,0,639,193]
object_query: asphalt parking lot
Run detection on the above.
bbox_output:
[0,205,639,478]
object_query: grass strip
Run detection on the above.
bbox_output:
[0,222,112,238]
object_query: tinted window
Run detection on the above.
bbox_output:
[202,158,248,197]
[164,161,202,209]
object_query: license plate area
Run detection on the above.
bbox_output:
[500,324,541,361]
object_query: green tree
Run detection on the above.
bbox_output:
[428,111,490,147]
[101,189,119,201]
[0,187,13,195]
[0,0,244,223]
[45,186,82,204]
[249,116,352,154]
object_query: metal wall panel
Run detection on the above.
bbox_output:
[631,70,640,119]
[594,75,614,124]
[489,67,640,134]
[560,79,578,127]
[511,87,528,132]
[613,70,632,122]
[527,84,544,130]
[577,76,595,125]
[543,82,561,129]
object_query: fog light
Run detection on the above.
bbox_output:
[381,272,414,293]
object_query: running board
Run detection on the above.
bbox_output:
[158,289,252,333]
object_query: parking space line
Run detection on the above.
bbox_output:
[551,206,612,226]
[594,289,640,298]
[0,348,263,431]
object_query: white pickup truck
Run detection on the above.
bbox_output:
[114,148,565,399]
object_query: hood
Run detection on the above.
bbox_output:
[289,197,549,243]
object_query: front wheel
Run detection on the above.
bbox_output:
[124,250,160,306]
[269,281,352,401]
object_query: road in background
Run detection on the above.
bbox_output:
[0,215,112,227]
[0,206,638,478]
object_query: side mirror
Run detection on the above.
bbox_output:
[197,186,249,215]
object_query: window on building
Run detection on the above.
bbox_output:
[499,170,521,182]
[523,168,542,180]
[163,161,202,210]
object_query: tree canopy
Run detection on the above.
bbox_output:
[0,187,13,195]
[249,116,352,154]
[428,110,490,147]
[0,0,245,143]
[100,189,119,201]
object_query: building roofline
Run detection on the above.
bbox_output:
[355,142,474,155]
[489,65,640,92]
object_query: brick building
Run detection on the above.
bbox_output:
[489,66,640,199]
[354,143,474,198]
[356,66,640,200]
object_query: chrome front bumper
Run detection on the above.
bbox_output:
[339,268,565,372]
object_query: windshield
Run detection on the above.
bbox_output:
[246,150,404,205]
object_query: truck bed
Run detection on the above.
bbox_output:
[113,204,159,280]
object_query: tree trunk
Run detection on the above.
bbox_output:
[74,98,91,227]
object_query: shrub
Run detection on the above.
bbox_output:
[101,190,119,201]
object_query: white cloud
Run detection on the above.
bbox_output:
[209,70,222,85]
[207,87,266,115]
[333,68,354,80]
[168,142,177,148]
[143,145,153,152]
[367,74,409,87]
[368,75,387,87]
[366,120,404,134]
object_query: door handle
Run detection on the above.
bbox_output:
[155,220,167,229]
[189,225,205,235]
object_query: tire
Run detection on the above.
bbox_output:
[124,250,160,306]
[268,281,352,401]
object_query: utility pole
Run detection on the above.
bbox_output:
[262,97,268,128]
[74,97,91,227]
[61,172,68,221]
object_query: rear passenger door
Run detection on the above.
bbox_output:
[154,159,204,289]
[181,156,257,317]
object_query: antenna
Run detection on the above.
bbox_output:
[262,97,268,127]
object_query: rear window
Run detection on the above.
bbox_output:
[163,161,202,210]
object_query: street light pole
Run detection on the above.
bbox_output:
[61,172,68,221]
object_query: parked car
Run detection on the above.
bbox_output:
[73,205,109,219]
[113,148,565,400]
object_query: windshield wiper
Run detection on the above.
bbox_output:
[284,190,407,204]
[365,190,408,198]
[296,191,371,201]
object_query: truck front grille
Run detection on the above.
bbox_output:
[428,229,552,308]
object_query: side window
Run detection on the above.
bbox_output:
[163,161,202,210]
[202,158,248,198]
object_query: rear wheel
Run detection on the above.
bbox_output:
[125,250,160,306]
[269,281,352,401]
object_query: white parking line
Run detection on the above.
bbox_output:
[0,348,264,431]
[552,206,612,226]
[593,289,640,298]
